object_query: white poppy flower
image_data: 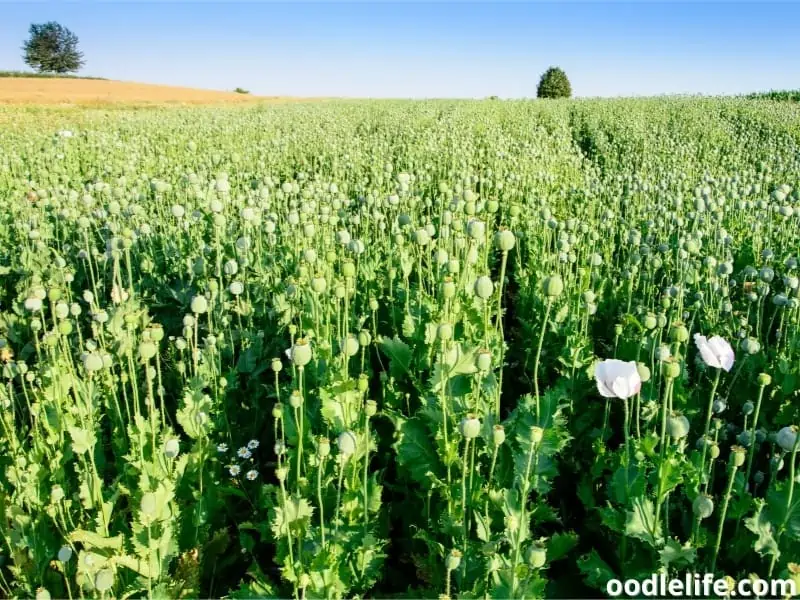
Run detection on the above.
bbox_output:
[693,334,734,372]
[594,359,642,399]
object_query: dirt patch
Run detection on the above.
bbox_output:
[0,77,295,105]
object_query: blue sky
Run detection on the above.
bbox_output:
[1,2,797,98]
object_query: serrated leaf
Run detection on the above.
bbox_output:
[474,511,491,542]
[395,417,440,487]
[578,549,616,590]
[546,531,578,562]
[659,538,696,569]
[625,496,662,547]
[379,336,412,380]
[68,426,96,454]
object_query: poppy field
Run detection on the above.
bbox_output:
[0,98,799,599]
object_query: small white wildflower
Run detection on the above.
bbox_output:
[247,439,260,450]
[228,464,241,477]
[246,469,258,481]
[217,443,229,453]
[237,447,252,459]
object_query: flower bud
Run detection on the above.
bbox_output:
[365,400,378,417]
[525,542,547,568]
[476,350,492,372]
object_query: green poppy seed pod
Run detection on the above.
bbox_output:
[337,431,357,457]
[58,321,73,336]
[709,443,720,459]
[494,228,516,252]
[190,295,208,314]
[582,290,596,305]
[35,589,51,600]
[757,372,771,387]
[476,350,492,372]
[667,412,690,439]
[334,283,346,299]
[693,494,715,520]
[448,259,460,274]
[492,424,505,446]
[357,374,369,393]
[661,296,671,309]
[276,466,289,482]
[663,361,681,379]
[94,569,114,593]
[287,387,306,408]
[139,341,157,361]
[318,437,331,458]
[445,549,462,571]
[437,322,454,341]
[656,314,668,328]
[358,329,372,347]
[777,426,799,452]
[369,297,379,311]
[525,542,547,569]
[743,401,755,416]
[272,402,284,419]
[460,414,481,439]
[57,545,73,563]
[50,485,65,503]
[636,363,651,383]
[271,358,283,373]
[669,323,689,343]
[730,446,746,467]
[542,275,564,298]
[414,228,430,246]
[644,313,657,330]
[342,260,356,278]
[474,276,494,299]
[290,339,312,367]
[365,400,378,417]
[741,338,761,355]
[164,439,180,459]
[441,277,456,299]
[83,353,104,373]
[530,426,544,445]
[467,219,485,241]
[342,334,360,357]
[614,324,623,337]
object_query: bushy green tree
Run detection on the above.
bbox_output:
[537,67,572,99]
[22,22,85,74]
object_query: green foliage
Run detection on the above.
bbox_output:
[536,66,572,99]
[233,87,250,94]
[22,22,85,74]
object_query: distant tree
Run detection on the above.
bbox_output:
[537,67,572,99]
[22,22,85,74]
[234,87,250,94]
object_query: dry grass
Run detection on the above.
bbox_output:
[0,77,293,105]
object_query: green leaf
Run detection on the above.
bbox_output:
[546,531,578,562]
[625,496,662,547]
[68,426,96,454]
[745,500,781,559]
[659,538,696,570]
[578,550,616,590]
[379,336,412,380]
[395,417,440,487]
[68,530,124,551]
[767,481,800,541]
[474,512,491,542]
